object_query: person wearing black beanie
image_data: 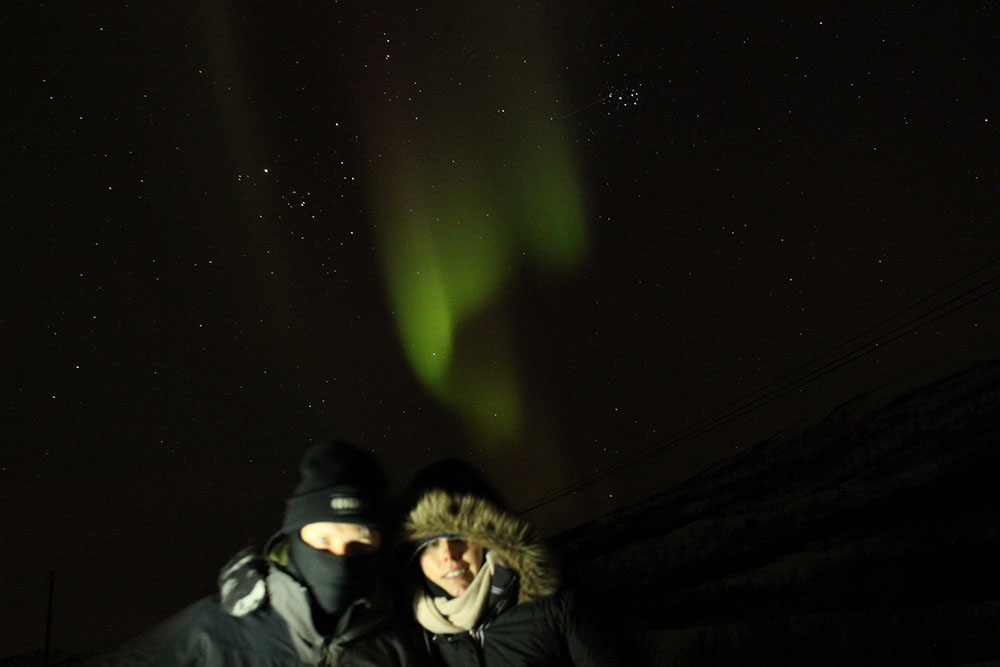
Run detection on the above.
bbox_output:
[275,441,387,628]
[85,441,426,666]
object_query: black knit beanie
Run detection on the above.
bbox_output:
[280,440,385,534]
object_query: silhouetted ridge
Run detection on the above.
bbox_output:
[554,359,1000,665]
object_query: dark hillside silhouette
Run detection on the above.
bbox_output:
[554,359,1000,665]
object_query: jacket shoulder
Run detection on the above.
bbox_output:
[153,595,299,665]
[217,548,270,616]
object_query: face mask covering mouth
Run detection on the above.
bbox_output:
[288,532,377,617]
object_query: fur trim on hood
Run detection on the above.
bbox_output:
[403,490,559,603]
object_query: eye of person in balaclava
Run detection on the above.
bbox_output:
[289,522,382,616]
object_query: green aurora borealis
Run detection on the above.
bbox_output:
[359,23,589,445]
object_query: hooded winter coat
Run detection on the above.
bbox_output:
[85,543,425,667]
[404,490,623,667]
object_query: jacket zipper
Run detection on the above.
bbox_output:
[469,627,487,666]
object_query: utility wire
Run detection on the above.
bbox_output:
[519,256,1000,515]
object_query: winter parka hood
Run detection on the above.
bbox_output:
[403,489,559,603]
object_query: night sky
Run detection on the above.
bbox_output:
[4,2,998,658]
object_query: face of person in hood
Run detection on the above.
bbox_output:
[419,537,485,597]
[300,521,381,556]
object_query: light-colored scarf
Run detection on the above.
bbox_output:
[414,550,502,634]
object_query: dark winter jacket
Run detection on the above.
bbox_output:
[85,546,425,666]
[404,490,623,667]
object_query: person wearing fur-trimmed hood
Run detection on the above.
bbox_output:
[401,461,624,666]
[85,441,426,666]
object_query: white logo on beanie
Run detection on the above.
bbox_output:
[330,495,363,511]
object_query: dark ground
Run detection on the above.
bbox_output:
[555,359,1000,665]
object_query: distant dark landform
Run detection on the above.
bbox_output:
[554,358,1000,665]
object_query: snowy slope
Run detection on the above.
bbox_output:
[555,360,1000,665]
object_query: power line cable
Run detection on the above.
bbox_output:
[519,257,1000,514]
[522,270,999,513]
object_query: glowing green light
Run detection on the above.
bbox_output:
[385,247,452,391]
[362,43,588,445]
[512,142,588,272]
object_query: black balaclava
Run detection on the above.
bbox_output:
[275,440,386,623]
[287,532,377,616]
